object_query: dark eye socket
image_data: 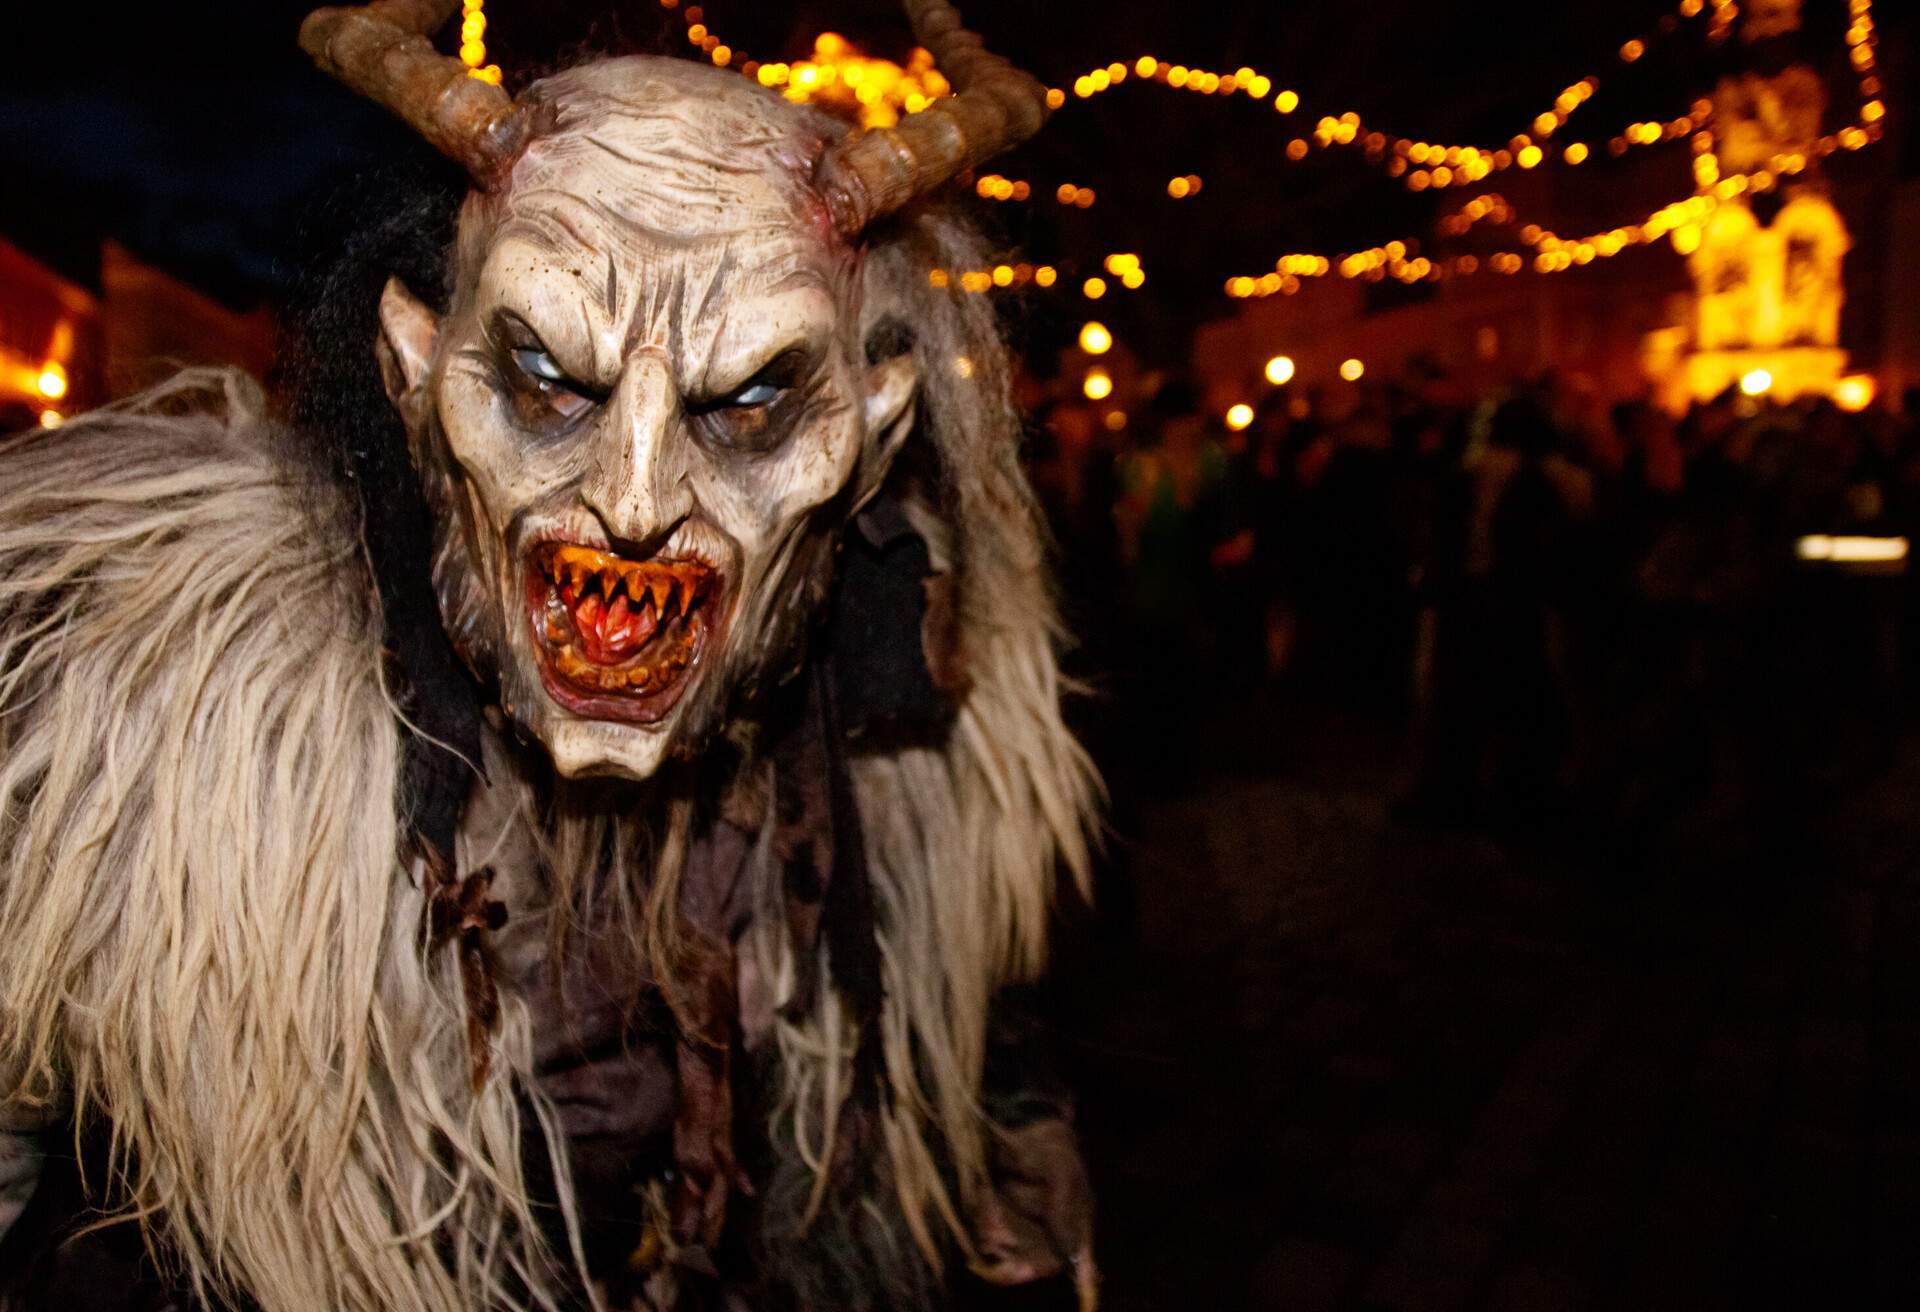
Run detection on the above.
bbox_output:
[692,350,810,453]
[702,349,807,412]
[502,339,600,429]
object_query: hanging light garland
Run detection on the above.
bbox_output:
[472,0,1886,308]
[459,0,503,85]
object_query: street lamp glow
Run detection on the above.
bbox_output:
[1834,374,1876,412]
[1079,321,1113,355]
[1225,403,1255,431]
[36,363,67,401]
[1739,368,1774,397]
[1083,369,1113,401]
[1339,357,1365,382]
[1264,355,1296,386]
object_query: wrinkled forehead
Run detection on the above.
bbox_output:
[495,56,836,248]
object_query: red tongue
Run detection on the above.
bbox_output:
[571,591,659,664]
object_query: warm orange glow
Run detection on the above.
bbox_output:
[1079,321,1113,355]
[1264,355,1296,386]
[1740,368,1774,397]
[1082,277,1107,300]
[1082,369,1113,401]
[460,0,488,73]
[1834,374,1877,412]
[38,410,62,429]
[1225,403,1254,431]
[36,363,67,401]
[762,32,953,128]
[1339,358,1365,382]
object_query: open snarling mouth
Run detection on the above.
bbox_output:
[525,541,720,723]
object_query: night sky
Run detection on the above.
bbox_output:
[1,0,1910,361]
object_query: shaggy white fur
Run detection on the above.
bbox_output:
[0,372,562,1311]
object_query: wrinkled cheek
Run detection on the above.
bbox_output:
[436,383,567,548]
[699,430,862,566]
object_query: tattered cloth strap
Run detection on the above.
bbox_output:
[663,651,888,1269]
[666,817,752,1270]
[420,847,507,1091]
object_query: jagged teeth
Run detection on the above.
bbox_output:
[542,544,711,632]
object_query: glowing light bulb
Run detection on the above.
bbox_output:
[1083,277,1107,300]
[36,363,67,400]
[1833,375,1876,412]
[1225,403,1254,431]
[1339,358,1365,382]
[1083,369,1113,401]
[1079,321,1113,355]
[1264,355,1296,386]
[1740,369,1774,397]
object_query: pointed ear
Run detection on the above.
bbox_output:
[852,352,919,510]
[376,277,441,431]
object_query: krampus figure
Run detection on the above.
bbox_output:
[0,2,1098,1308]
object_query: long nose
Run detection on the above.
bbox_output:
[579,354,693,549]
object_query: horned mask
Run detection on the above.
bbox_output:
[301,0,1050,778]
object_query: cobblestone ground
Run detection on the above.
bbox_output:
[1043,710,1920,1312]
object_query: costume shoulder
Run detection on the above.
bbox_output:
[0,369,479,1310]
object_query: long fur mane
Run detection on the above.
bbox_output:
[0,372,564,1311]
[0,204,1096,1310]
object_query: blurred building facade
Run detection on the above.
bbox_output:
[0,235,272,433]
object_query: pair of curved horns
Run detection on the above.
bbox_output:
[299,0,1052,233]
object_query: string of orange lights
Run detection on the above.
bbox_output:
[538,0,1888,306]
[1223,0,1883,299]
[459,0,504,85]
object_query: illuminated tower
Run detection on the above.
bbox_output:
[1684,0,1852,401]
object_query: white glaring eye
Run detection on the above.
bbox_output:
[729,381,780,407]
[513,347,570,385]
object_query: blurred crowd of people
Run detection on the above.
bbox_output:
[1033,368,1920,871]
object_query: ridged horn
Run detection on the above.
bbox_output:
[300,0,528,186]
[815,0,1053,234]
